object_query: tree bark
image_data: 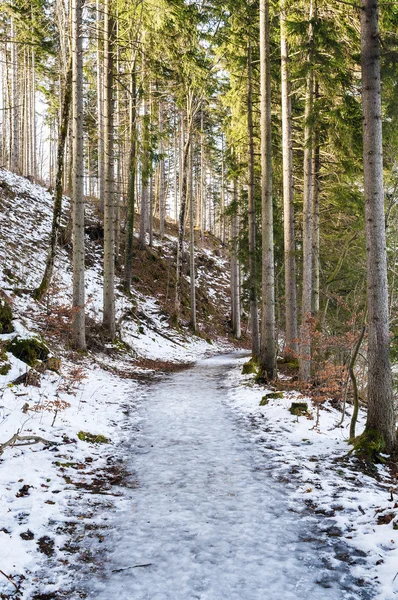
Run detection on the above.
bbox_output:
[96,0,105,213]
[360,0,396,452]
[71,0,86,350]
[299,0,314,382]
[103,0,116,337]
[175,107,191,317]
[280,0,298,360]
[189,143,196,330]
[35,63,72,301]
[124,64,137,292]
[259,0,276,380]
[247,39,260,357]
[11,18,20,175]
[231,180,241,339]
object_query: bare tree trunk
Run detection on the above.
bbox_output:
[71,0,86,349]
[35,63,72,301]
[299,0,314,382]
[259,0,276,380]
[11,18,20,174]
[175,103,194,317]
[139,67,149,249]
[360,0,396,453]
[124,63,136,292]
[280,0,298,360]
[189,143,196,330]
[312,90,320,315]
[174,113,178,223]
[102,0,116,337]
[159,101,165,238]
[97,0,105,212]
[247,39,260,357]
[231,180,241,339]
[31,47,37,180]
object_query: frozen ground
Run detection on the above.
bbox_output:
[68,354,375,600]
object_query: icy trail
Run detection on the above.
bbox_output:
[82,355,370,600]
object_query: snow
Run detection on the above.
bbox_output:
[1,169,398,599]
[224,356,398,600]
[60,354,372,600]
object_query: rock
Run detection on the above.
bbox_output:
[77,431,110,444]
[6,336,49,366]
[289,402,309,416]
[260,391,284,405]
[0,297,14,334]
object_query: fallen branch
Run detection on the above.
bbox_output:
[0,433,59,456]
[111,564,152,573]
[0,569,18,590]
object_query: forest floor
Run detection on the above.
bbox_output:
[1,169,398,600]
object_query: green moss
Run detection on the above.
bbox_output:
[289,402,309,416]
[77,431,110,444]
[352,429,386,463]
[242,358,258,375]
[260,391,284,406]
[0,362,11,376]
[6,336,49,366]
[0,298,14,334]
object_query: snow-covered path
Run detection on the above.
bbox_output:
[83,355,371,600]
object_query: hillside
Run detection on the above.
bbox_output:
[1,170,398,600]
[0,169,241,599]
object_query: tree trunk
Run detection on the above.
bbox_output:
[71,0,86,350]
[247,39,260,357]
[97,0,105,212]
[102,0,116,337]
[299,0,314,382]
[259,0,276,380]
[360,0,396,453]
[189,143,196,330]
[312,91,320,315]
[124,64,137,292]
[159,101,165,238]
[231,180,241,339]
[175,107,192,317]
[280,0,298,360]
[35,63,72,301]
[11,18,20,175]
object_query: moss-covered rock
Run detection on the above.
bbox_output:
[260,391,284,405]
[352,429,386,463]
[0,361,11,376]
[77,431,110,444]
[6,336,49,366]
[290,402,309,416]
[0,298,14,334]
[242,359,258,375]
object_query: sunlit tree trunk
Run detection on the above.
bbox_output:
[11,18,20,174]
[71,0,86,349]
[124,63,137,292]
[96,0,105,212]
[299,0,314,382]
[189,143,196,330]
[247,39,260,357]
[259,0,276,380]
[103,0,116,337]
[231,180,241,339]
[35,63,72,301]
[360,0,396,452]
